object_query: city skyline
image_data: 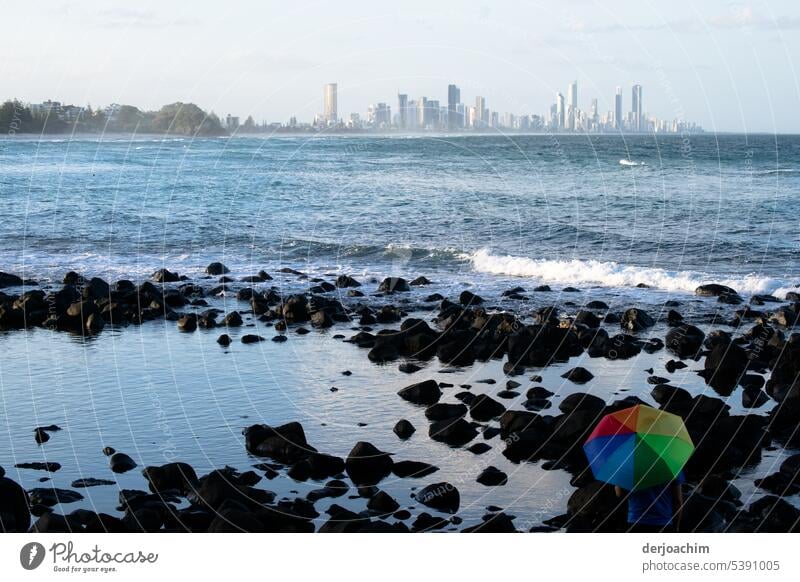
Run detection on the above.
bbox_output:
[2,1,798,133]
[296,79,701,134]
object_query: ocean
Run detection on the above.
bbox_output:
[0,133,799,528]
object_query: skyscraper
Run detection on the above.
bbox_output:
[417,97,428,128]
[323,83,337,123]
[615,86,623,130]
[556,92,565,130]
[631,84,642,132]
[447,84,461,130]
[475,96,486,128]
[397,93,408,129]
[567,81,578,130]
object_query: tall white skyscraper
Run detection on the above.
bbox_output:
[615,86,623,130]
[324,83,338,123]
[567,81,578,130]
[475,96,486,128]
[556,92,565,130]
[631,84,643,131]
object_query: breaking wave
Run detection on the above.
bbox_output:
[465,248,795,297]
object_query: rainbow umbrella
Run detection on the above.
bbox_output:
[583,404,693,491]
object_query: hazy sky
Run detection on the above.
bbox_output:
[2,0,799,132]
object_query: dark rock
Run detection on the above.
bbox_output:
[620,308,655,331]
[345,442,393,485]
[217,334,232,346]
[561,366,594,384]
[241,334,265,344]
[467,443,492,455]
[142,462,199,495]
[378,277,410,293]
[0,476,30,532]
[429,418,478,446]
[367,490,399,514]
[696,283,738,297]
[152,268,181,283]
[398,379,441,405]
[28,487,84,506]
[109,452,137,474]
[477,466,508,486]
[206,262,230,275]
[393,419,416,439]
[666,324,705,358]
[459,290,483,306]
[15,462,61,472]
[425,403,468,421]
[71,478,115,488]
[559,392,605,413]
[244,422,312,463]
[392,460,439,478]
[469,394,506,421]
[416,482,460,514]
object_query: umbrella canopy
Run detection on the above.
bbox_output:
[583,404,693,491]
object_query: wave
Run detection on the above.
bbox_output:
[619,159,646,166]
[465,248,794,296]
[755,168,799,176]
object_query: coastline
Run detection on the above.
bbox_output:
[2,263,799,532]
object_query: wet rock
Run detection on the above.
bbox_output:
[217,334,232,346]
[742,386,770,409]
[241,334,265,344]
[345,442,393,485]
[398,379,442,405]
[71,478,115,488]
[335,274,361,288]
[666,324,706,358]
[410,276,431,286]
[651,384,692,406]
[109,452,137,474]
[459,290,483,306]
[177,314,197,332]
[244,422,312,464]
[28,487,84,506]
[416,482,460,514]
[559,392,605,413]
[696,283,738,297]
[392,460,439,478]
[393,419,416,440]
[411,512,449,532]
[142,462,199,495]
[467,443,492,455]
[469,394,506,421]
[620,308,655,331]
[206,262,230,275]
[425,403,468,421]
[0,476,30,532]
[429,418,478,446]
[223,311,243,327]
[565,481,626,532]
[15,462,61,472]
[367,490,399,514]
[665,359,688,373]
[398,362,422,374]
[378,277,410,293]
[561,367,594,384]
[152,268,181,283]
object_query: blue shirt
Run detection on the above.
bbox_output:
[627,474,684,526]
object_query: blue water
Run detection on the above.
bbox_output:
[1,133,799,529]
[1,134,798,299]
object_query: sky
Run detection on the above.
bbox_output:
[1,0,799,132]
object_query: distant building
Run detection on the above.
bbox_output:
[556,92,565,130]
[447,84,461,130]
[397,93,408,129]
[324,83,338,123]
[567,81,578,130]
[225,114,240,131]
[615,87,623,130]
[631,84,642,131]
[475,96,486,128]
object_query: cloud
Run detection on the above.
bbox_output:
[564,5,800,35]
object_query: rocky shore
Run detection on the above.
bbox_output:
[1,264,800,533]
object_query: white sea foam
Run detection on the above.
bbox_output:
[465,248,794,296]
[619,159,646,166]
